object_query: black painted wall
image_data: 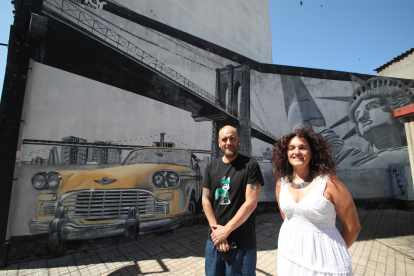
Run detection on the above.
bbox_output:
[0,0,44,267]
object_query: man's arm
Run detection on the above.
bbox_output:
[210,183,261,245]
[202,188,229,252]
[202,188,217,227]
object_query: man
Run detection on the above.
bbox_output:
[202,125,264,275]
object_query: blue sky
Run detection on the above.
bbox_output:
[1,0,413,99]
[269,0,414,74]
[0,1,14,99]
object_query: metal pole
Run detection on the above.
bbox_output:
[160,132,165,143]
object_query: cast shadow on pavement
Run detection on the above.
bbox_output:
[3,208,414,274]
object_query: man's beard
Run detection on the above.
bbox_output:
[222,147,238,158]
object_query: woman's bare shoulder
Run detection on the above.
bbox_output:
[275,178,283,191]
[325,175,349,194]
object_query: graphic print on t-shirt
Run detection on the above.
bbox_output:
[215,176,231,205]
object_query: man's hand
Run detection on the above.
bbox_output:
[211,183,262,246]
[211,224,230,245]
[216,239,230,252]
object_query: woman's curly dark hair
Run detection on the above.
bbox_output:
[271,126,338,179]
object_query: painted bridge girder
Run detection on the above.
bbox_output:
[39,0,277,153]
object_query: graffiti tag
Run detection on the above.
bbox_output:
[74,0,107,9]
[390,165,408,200]
[392,169,407,196]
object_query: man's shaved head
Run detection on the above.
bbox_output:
[218,125,240,161]
[219,125,239,139]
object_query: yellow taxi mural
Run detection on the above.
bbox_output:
[29,142,202,251]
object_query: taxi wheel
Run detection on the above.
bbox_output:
[185,195,196,227]
[48,233,67,256]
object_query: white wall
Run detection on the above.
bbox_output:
[377,51,414,80]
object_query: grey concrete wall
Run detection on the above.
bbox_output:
[110,0,273,63]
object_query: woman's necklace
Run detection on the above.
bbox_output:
[289,173,314,189]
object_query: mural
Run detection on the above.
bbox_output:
[4,0,413,261]
[281,75,412,171]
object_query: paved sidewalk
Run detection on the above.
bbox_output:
[1,208,414,276]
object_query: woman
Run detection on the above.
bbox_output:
[271,127,361,276]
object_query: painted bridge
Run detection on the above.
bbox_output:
[35,0,277,156]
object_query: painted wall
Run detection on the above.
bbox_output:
[43,0,239,99]
[11,61,276,238]
[13,64,413,237]
[40,0,273,156]
[4,0,413,258]
[106,0,273,63]
[252,72,413,200]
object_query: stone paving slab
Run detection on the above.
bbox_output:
[377,236,414,260]
[1,208,414,275]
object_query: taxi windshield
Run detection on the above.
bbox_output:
[123,148,192,167]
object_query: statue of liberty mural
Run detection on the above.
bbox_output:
[281,75,413,170]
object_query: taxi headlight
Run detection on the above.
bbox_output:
[33,174,46,189]
[151,171,180,188]
[153,172,165,188]
[166,172,180,188]
[47,174,61,189]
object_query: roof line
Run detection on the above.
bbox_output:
[374,48,414,73]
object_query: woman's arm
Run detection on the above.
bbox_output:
[275,179,285,220]
[325,176,361,248]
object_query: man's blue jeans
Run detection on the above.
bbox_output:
[205,239,257,276]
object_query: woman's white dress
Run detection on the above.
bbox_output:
[277,175,353,276]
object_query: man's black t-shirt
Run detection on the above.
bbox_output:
[203,154,264,250]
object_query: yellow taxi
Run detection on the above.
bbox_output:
[29,142,202,251]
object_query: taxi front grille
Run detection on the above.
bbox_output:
[39,202,56,216]
[61,189,168,219]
